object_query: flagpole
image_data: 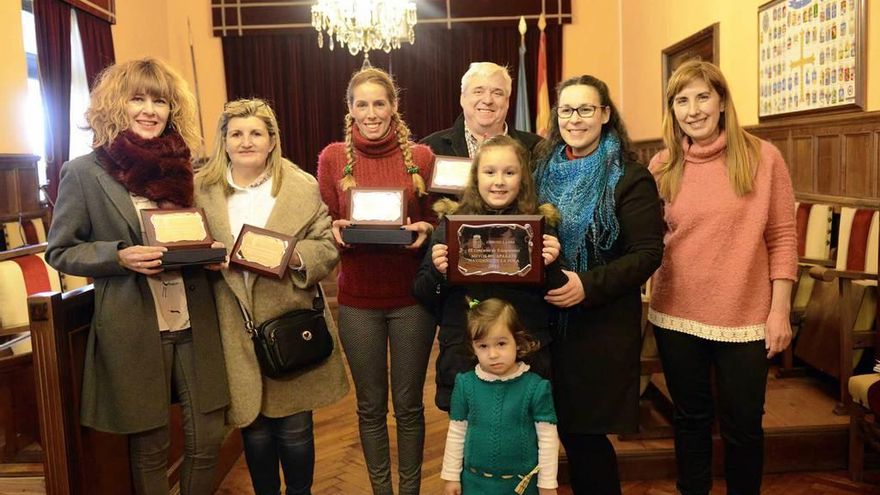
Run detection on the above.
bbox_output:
[514,16,531,133]
[187,18,206,159]
[535,12,551,137]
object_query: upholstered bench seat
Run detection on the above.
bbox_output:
[849,373,880,410]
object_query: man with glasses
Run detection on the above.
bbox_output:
[421,62,542,163]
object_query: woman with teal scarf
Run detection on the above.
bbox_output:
[533,75,664,495]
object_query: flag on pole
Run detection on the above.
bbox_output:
[514,17,531,132]
[534,13,550,137]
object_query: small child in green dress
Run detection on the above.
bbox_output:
[441,298,559,495]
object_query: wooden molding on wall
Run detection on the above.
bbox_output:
[211,0,572,36]
[632,111,880,202]
[61,0,116,24]
[661,23,719,113]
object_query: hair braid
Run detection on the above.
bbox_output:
[340,113,357,191]
[393,114,426,197]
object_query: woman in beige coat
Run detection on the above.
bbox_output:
[195,99,349,495]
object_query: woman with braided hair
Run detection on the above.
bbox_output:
[317,67,436,495]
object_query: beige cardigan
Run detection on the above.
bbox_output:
[195,160,349,427]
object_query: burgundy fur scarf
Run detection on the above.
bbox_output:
[97,129,194,207]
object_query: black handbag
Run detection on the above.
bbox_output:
[237,285,334,379]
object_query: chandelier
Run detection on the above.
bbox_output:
[311,0,417,56]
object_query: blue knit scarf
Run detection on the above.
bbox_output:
[535,131,623,272]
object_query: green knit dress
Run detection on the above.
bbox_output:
[450,367,557,494]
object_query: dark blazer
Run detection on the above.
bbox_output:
[420,114,543,163]
[46,152,229,434]
[543,161,664,435]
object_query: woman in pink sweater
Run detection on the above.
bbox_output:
[648,61,797,495]
[317,67,435,495]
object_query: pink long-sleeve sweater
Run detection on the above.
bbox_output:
[647,132,797,342]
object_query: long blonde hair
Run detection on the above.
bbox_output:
[86,57,201,154]
[655,60,760,202]
[197,98,285,196]
[341,67,426,196]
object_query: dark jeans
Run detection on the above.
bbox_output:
[654,327,769,495]
[242,411,315,495]
[129,329,226,495]
[559,433,621,495]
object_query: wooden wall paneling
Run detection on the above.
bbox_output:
[791,136,815,193]
[874,129,880,199]
[842,132,873,198]
[632,139,663,166]
[756,130,791,163]
[0,173,15,216]
[816,135,841,196]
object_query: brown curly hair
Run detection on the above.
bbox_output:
[86,57,201,154]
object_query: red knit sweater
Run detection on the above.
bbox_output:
[647,133,798,342]
[317,124,436,309]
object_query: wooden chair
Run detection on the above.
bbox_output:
[2,216,47,250]
[28,287,242,494]
[808,207,879,410]
[0,244,62,336]
[0,244,99,470]
[0,333,38,463]
[847,371,880,481]
[779,202,834,376]
[0,245,61,466]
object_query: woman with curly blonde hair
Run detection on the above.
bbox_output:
[317,67,436,495]
[47,57,229,495]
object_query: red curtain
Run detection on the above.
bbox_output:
[34,0,72,203]
[221,24,563,175]
[76,9,115,90]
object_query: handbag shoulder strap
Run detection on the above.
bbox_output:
[238,284,326,333]
[313,283,325,311]
[236,298,256,335]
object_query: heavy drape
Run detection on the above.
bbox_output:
[222,24,563,174]
[76,9,115,90]
[34,0,72,202]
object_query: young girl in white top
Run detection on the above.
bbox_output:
[441,298,559,495]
